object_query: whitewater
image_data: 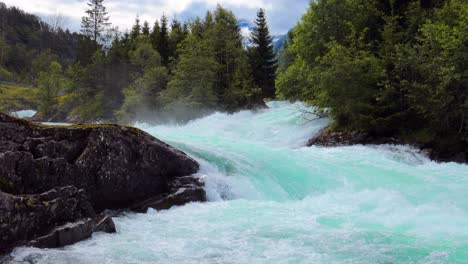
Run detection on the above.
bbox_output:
[9,101,468,264]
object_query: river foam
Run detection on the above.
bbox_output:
[10,101,468,264]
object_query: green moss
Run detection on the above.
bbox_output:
[25,198,38,207]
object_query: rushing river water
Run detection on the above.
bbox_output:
[10,102,468,264]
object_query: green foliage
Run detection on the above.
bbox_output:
[68,51,108,119]
[156,4,264,119]
[248,9,277,99]
[312,42,384,130]
[117,36,168,122]
[37,61,65,118]
[160,34,219,120]
[129,36,162,72]
[32,50,58,80]
[157,15,171,67]
[0,66,13,82]
[3,3,274,123]
[0,83,39,112]
[403,0,467,140]
[0,5,82,83]
[277,0,467,148]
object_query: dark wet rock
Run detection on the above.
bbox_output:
[0,112,201,211]
[132,176,206,212]
[0,112,205,253]
[28,219,95,249]
[27,216,116,249]
[0,186,103,252]
[93,216,116,234]
[307,130,402,147]
[307,128,467,163]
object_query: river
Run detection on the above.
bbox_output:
[9,101,468,263]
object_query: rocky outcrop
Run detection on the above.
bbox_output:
[307,130,403,147]
[0,113,205,253]
[132,176,206,212]
[28,216,116,249]
[0,186,110,252]
[0,113,200,211]
[308,129,467,163]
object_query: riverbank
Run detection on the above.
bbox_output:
[308,128,467,164]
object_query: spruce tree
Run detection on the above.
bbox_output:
[150,21,160,50]
[161,34,219,120]
[142,21,150,36]
[80,0,112,45]
[158,15,170,66]
[169,18,187,62]
[130,16,141,41]
[248,8,277,99]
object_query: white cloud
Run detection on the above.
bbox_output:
[2,0,308,34]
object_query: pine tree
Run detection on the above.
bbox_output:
[248,8,277,99]
[169,18,186,61]
[158,15,170,66]
[161,34,219,120]
[206,6,244,107]
[130,16,141,41]
[150,21,160,50]
[142,21,150,36]
[80,0,112,45]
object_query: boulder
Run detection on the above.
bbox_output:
[0,113,201,211]
[0,112,206,253]
[307,128,467,163]
[28,216,116,249]
[307,129,402,147]
[0,186,112,252]
[132,176,206,212]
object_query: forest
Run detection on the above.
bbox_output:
[0,0,276,122]
[0,0,466,153]
[278,0,467,154]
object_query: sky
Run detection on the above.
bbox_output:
[2,0,310,35]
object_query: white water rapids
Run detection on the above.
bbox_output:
[9,101,468,263]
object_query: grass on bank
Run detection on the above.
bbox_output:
[0,83,39,112]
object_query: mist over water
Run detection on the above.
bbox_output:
[11,102,468,264]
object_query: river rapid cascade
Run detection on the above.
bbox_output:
[10,102,468,264]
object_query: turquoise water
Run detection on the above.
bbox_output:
[10,102,468,263]
[10,110,36,118]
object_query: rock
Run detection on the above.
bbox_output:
[93,216,116,234]
[28,216,116,249]
[307,128,467,164]
[0,112,206,253]
[0,186,96,252]
[27,112,45,122]
[132,176,206,212]
[0,113,201,211]
[307,129,405,147]
[65,114,84,124]
[28,219,94,249]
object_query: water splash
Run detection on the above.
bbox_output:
[10,102,468,264]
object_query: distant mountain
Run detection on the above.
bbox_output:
[237,19,287,51]
[273,34,289,50]
[237,19,255,47]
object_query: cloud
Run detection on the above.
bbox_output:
[1,0,309,34]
